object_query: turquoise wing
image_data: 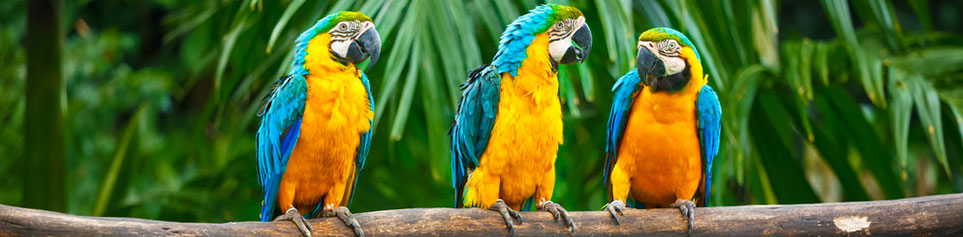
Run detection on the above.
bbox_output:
[345,71,375,206]
[604,70,642,187]
[449,65,501,207]
[256,74,307,221]
[695,84,722,206]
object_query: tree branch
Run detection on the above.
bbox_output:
[1,193,961,236]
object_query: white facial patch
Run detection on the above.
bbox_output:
[548,16,585,62]
[330,40,351,59]
[549,39,571,62]
[662,56,686,75]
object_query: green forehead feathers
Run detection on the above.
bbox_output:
[545,5,583,27]
[318,11,372,32]
[638,27,701,60]
[638,28,691,47]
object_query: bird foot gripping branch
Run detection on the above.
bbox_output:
[669,199,697,234]
[488,199,522,234]
[274,208,313,237]
[538,201,575,233]
[324,206,364,237]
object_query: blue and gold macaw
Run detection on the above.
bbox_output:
[256,11,380,237]
[603,28,721,233]
[449,4,592,234]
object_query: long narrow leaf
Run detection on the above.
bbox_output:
[93,105,147,216]
[910,76,949,177]
[265,0,305,54]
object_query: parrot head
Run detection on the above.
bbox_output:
[297,11,381,72]
[635,27,702,91]
[492,4,592,76]
[543,5,592,66]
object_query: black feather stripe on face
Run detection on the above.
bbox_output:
[548,18,577,42]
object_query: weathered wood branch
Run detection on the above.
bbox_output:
[1,193,961,236]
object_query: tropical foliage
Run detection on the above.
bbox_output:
[1,0,961,223]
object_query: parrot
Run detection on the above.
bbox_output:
[449,4,592,234]
[602,27,721,234]
[256,11,380,237]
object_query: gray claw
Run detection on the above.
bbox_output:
[326,206,364,237]
[540,201,575,234]
[489,199,522,234]
[275,208,313,237]
[670,199,696,235]
[604,200,626,225]
[325,206,365,237]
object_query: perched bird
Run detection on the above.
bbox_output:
[602,28,721,233]
[256,11,380,237]
[449,4,592,234]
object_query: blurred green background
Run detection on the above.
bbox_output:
[2,0,963,223]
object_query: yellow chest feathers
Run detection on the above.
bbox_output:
[481,33,563,168]
[300,33,373,132]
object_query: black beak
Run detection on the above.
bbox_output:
[559,24,592,64]
[637,47,665,86]
[348,27,381,71]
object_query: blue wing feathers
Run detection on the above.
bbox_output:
[603,70,642,186]
[356,72,374,172]
[259,177,282,222]
[256,74,307,221]
[450,65,501,207]
[696,85,722,206]
[346,72,375,206]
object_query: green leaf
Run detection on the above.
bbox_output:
[93,105,147,216]
[265,0,305,54]
[637,0,670,27]
[558,65,581,117]
[887,47,963,77]
[810,89,871,201]
[887,68,913,176]
[813,42,830,85]
[752,0,779,69]
[821,86,904,199]
[427,1,469,107]
[949,105,963,154]
[373,1,423,129]
[387,2,426,139]
[472,0,504,40]
[752,92,820,204]
[577,63,595,101]
[418,29,450,182]
[908,0,933,32]
[909,76,950,177]
[493,0,520,25]
[860,0,903,53]
[372,0,410,37]
[853,49,887,108]
[821,0,860,49]
[215,12,248,105]
[725,64,765,185]
[662,0,727,91]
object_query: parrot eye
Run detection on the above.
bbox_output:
[555,22,564,29]
[659,39,681,56]
[339,23,348,31]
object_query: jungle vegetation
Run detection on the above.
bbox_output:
[1,0,962,223]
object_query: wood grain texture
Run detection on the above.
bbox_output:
[1,193,961,236]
